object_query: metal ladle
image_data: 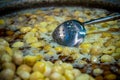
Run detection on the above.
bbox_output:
[52,14,120,47]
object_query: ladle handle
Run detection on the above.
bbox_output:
[83,13,120,25]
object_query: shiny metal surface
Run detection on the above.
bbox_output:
[0,0,120,16]
[52,14,120,47]
[52,20,86,47]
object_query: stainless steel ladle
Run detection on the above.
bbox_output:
[52,13,120,47]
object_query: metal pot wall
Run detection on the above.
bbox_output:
[0,0,120,16]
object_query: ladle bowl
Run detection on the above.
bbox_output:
[52,13,120,47]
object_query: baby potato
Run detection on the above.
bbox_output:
[1,53,12,63]
[101,55,114,63]
[64,70,74,80]
[78,18,84,22]
[39,21,48,27]
[43,63,52,77]
[5,47,13,56]
[20,27,32,33]
[101,23,109,28]
[12,41,24,48]
[24,32,35,40]
[24,55,38,66]
[112,53,120,60]
[13,76,21,80]
[47,23,57,32]
[103,46,115,54]
[95,76,103,80]
[44,16,55,22]
[50,72,63,80]
[30,71,44,80]
[26,37,38,44]
[0,38,9,47]
[115,48,120,53]
[90,42,103,55]
[0,19,5,25]
[38,27,48,33]
[0,68,14,80]
[6,30,14,36]
[30,15,37,19]
[30,42,42,48]
[90,56,99,63]
[93,68,103,76]
[79,43,92,54]
[75,74,95,80]
[52,65,64,74]
[101,32,112,38]
[17,70,30,80]
[87,26,98,33]
[30,28,38,32]
[115,40,120,47]
[13,50,23,65]
[72,69,81,77]
[47,51,56,56]
[61,47,72,56]
[33,61,46,73]
[43,44,52,52]
[17,64,32,73]
[104,74,116,80]
[74,10,80,17]
[104,39,115,47]
[2,62,16,71]
[61,63,73,70]
[55,46,63,52]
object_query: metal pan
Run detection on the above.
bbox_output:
[0,0,120,16]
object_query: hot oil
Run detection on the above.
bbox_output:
[0,7,120,80]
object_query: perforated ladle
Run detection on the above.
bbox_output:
[52,14,120,47]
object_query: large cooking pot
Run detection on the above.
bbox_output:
[0,0,120,16]
[0,0,120,80]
